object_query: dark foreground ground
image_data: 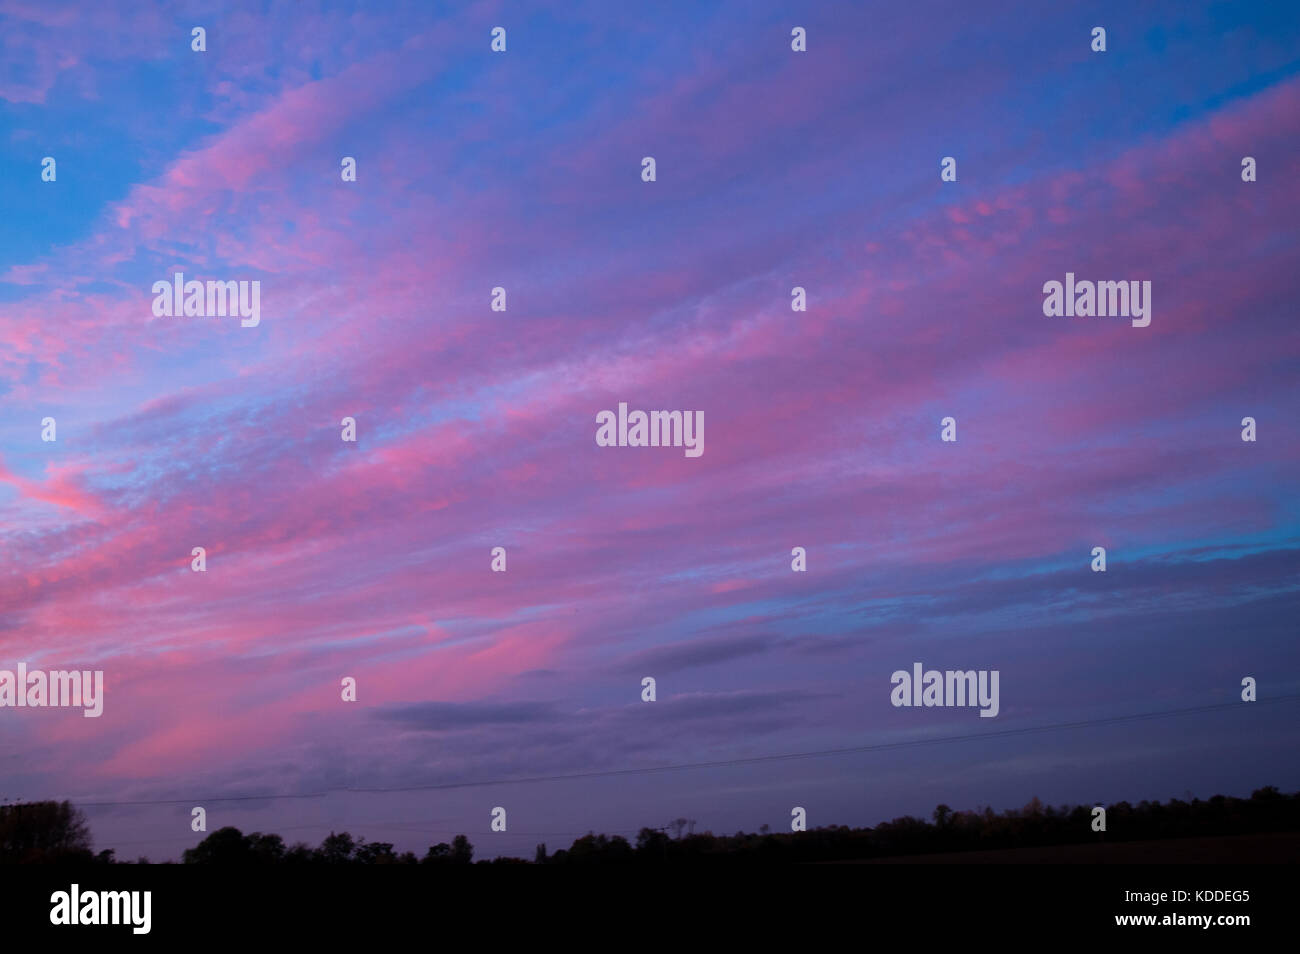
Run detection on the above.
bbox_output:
[833,831,1300,863]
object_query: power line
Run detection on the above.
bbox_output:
[52,692,1298,810]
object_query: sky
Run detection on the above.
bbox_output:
[1,0,1298,862]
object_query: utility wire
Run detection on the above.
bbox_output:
[48,692,1296,810]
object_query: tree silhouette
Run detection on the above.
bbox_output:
[7,787,1297,865]
[562,833,634,864]
[0,800,93,863]
[183,826,255,864]
[450,834,473,864]
[423,842,452,864]
[318,831,356,864]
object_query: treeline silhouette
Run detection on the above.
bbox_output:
[3,786,1296,864]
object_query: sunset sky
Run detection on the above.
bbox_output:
[1,0,1298,861]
